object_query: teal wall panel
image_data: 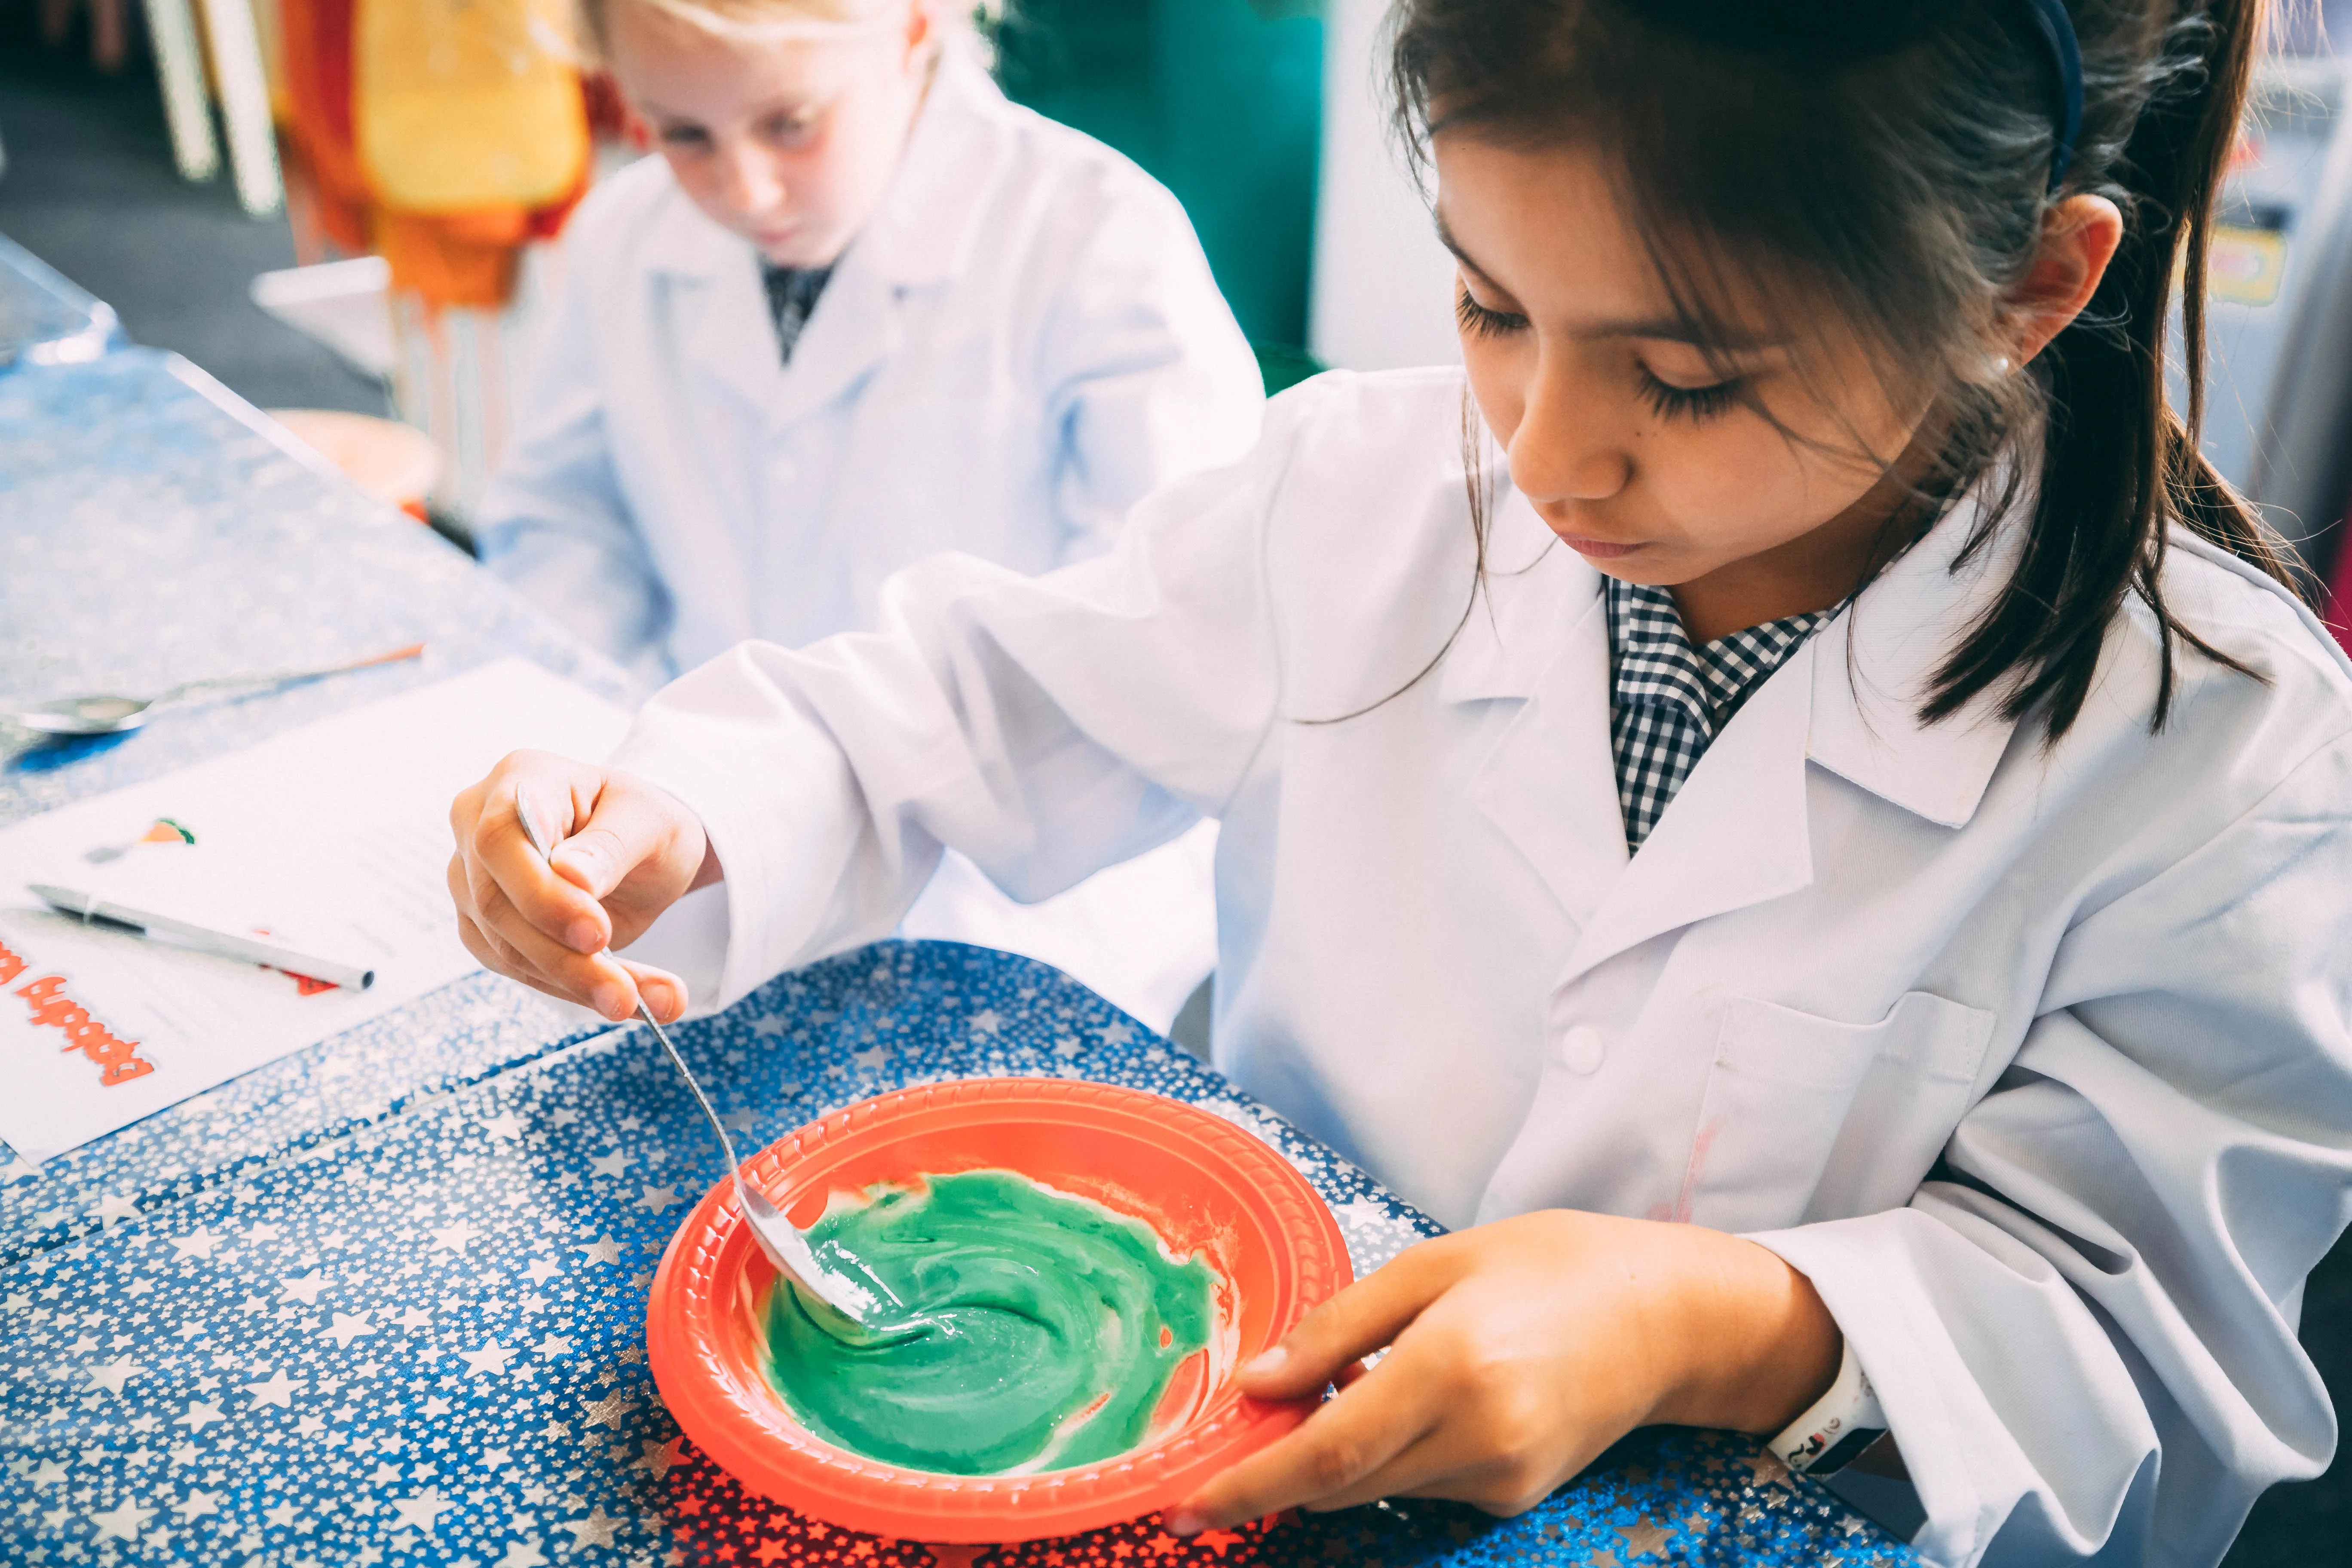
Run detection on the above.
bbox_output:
[993,0,1323,353]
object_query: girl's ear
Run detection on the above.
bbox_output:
[2009,195,2125,368]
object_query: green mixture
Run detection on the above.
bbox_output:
[766,1169,1217,1476]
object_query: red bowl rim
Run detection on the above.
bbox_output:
[644,1075,1354,1543]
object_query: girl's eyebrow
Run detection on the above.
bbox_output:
[1433,208,1785,352]
[1433,209,1510,295]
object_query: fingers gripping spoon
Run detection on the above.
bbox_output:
[514,795,904,1347]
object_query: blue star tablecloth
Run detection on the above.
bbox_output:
[0,328,1917,1567]
[3,943,1913,1568]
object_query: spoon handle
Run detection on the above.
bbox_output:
[511,795,736,1165]
[510,793,893,1341]
[631,996,749,1194]
[628,1002,864,1317]
[150,641,426,707]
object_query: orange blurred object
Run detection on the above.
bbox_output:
[374,210,537,312]
[278,0,371,257]
[353,0,592,309]
[266,0,598,518]
[267,409,442,520]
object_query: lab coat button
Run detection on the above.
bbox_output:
[1559,1025,1605,1075]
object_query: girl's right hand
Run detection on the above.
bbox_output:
[446,749,719,1023]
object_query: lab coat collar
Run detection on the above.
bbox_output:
[1571,483,2024,977]
[1442,471,2024,817]
[1442,469,2024,957]
[1445,487,1628,930]
[652,54,1011,423]
[1803,478,2025,829]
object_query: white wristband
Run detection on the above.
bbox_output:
[1770,1337,1885,1476]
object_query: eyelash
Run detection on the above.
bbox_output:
[1456,289,1744,426]
[1455,288,1526,339]
[1636,368,1742,424]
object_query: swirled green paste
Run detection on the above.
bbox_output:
[765,1169,1216,1476]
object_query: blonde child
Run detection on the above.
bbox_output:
[478,0,1262,1028]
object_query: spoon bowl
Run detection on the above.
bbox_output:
[18,695,156,736]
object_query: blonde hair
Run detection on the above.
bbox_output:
[576,0,992,58]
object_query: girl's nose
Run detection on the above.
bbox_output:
[1508,373,1632,503]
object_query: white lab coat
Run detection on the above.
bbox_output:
[608,369,2352,1567]
[481,55,1263,1029]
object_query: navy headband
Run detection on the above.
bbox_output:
[2017,0,2086,190]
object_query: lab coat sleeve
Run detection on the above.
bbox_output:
[1751,733,2352,1568]
[475,258,674,693]
[1036,183,1265,566]
[603,386,1303,1011]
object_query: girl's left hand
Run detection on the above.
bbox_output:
[1166,1210,1841,1534]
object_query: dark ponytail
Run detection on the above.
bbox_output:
[1390,0,2300,742]
[1931,0,2291,734]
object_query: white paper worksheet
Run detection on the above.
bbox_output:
[0,658,631,1164]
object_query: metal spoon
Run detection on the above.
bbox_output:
[514,794,901,1346]
[9,642,427,736]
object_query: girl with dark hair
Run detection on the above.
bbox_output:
[447,2,2352,1560]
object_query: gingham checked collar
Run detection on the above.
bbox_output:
[1604,576,1833,851]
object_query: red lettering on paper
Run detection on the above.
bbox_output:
[3,937,155,1087]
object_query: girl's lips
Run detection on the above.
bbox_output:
[1559,535,1643,559]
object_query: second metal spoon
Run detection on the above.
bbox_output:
[10,642,427,736]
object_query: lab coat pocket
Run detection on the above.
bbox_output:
[1678,991,1994,1234]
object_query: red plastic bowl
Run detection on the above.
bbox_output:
[645,1076,1353,1544]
